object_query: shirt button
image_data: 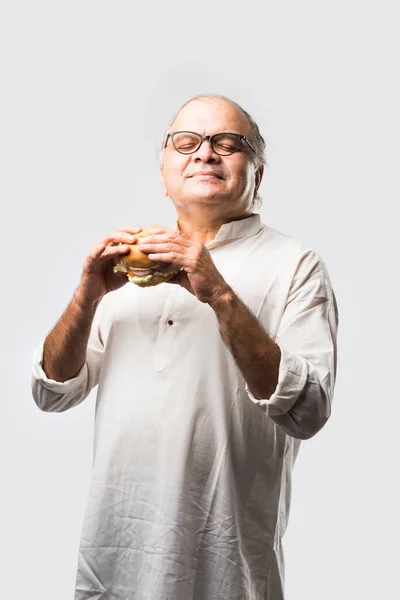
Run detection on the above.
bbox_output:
[168,320,173,326]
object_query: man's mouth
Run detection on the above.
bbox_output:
[191,171,223,179]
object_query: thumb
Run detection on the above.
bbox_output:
[167,270,193,293]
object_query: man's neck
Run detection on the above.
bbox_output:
[176,209,253,244]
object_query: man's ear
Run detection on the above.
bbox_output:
[254,165,264,198]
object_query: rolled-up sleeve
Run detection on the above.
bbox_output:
[31,300,106,413]
[247,249,339,440]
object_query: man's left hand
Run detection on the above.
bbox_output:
[138,227,230,304]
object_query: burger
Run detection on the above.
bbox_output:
[113,225,181,287]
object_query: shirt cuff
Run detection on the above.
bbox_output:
[32,341,88,391]
[245,346,308,416]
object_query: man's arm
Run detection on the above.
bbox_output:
[136,228,338,440]
[138,227,280,399]
[209,289,281,400]
[210,257,338,441]
[36,226,141,383]
[42,292,100,382]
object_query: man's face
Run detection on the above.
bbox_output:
[160,98,262,218]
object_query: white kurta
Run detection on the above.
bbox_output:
[32,214,338,600]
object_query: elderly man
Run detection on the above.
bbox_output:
[32,94,338,600]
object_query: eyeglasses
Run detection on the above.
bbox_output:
[164,131,256,156]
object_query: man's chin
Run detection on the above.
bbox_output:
[182,185,229,203]
[189,178,224,191]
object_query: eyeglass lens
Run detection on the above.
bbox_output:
[172,132,240,155]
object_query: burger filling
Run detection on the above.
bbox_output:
[126,268,154,277]
[113,261,179,283]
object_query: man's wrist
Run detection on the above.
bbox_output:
[73,287,103,313]
[208,286,235,311]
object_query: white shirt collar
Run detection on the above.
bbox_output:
[213,213,262,241]
[176,213,263,250]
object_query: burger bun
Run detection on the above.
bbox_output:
[113,224,181,287]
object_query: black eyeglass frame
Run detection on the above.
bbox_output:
[164,131,256,156]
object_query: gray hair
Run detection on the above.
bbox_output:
[159,93,267,209]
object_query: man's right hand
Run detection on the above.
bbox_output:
[76,226,142,306]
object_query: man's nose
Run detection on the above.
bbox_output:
[193,139,220,162]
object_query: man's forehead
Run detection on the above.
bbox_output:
[169,98,251,135]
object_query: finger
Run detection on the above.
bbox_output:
[103,225,142,244]
[103,232,138,246]
[139,242,187,257]
[139,234,191,248]
[98,244,131,260]
[147,252,189,267]
[88,243,107,262]
[147,227,167,234]
[166,270,186,284]
[117,226,142,234]
[142,226,180,238]
[165,270,194,294]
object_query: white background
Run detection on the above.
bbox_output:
[1,1,399,598]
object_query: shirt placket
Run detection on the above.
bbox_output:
[153,287,185,373]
